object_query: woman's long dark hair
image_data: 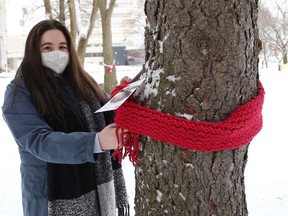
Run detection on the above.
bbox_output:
[16,19,106,121]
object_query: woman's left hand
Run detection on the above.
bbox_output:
[120,76,131,85]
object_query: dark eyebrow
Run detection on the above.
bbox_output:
[59,42,68,46]
[40,42,53,47]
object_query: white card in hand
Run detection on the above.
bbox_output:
[95,78,145,113]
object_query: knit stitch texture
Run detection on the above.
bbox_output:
[112,81,265,164]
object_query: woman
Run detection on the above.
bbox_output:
[2,19,129,216]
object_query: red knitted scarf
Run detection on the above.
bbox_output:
[111,81,265,164]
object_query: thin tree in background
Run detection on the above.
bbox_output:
[76,0,100,65]
[134,1,261,215]
[43,0,52,19]
[67,0,77,45]
[58,0,65,24]
[258,0,288,65]
[99,0,117,94]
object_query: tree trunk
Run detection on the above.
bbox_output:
[283,52,288,64]
[134,1,260,215]
[77,0,100,65]
[68,0,77,45]
[99,0,117,94]
[59,0,65,24]
[43,0,52,19]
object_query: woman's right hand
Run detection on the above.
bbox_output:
[98,123,122,150]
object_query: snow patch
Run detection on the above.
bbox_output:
[158,33,170,53]
[185,163,194,169]
[156,190,163,202]
[175,113,193,120]
[166,75,181,82]
[179,192,186,201]
[165,89,176,96]
[141,62,164,99]
[156,173,163,179]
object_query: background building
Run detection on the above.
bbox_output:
[85,0,145,66]
[0,0,145,72]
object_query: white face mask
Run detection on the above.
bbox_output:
[41,50,69,74]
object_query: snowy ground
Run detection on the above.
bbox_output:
[0,65,287,215]
[245,64,288,216]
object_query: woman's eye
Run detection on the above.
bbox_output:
[44,46,52,51]
[59,46,68,51]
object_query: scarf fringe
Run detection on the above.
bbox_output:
[112,127,140,164]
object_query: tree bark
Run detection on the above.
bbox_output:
[134,1,260,215]
[58,0,65,24]
[99,0,117,94]
[43,0,52,19]
[67,0,77,46]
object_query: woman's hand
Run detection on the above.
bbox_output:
[98,123,123,150]
[120,76,131,85]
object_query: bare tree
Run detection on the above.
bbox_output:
[99,0,117,94]
[122,0,145,43]
[258,2,273,68]
[59,0,65,24]
[133,1,261,215]
[122,0,145,65]
[77,0,99,65]
[43,0,53,19]
[258,0,288,65]
[67,0,77,45]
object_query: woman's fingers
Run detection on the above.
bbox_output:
[98,123,128,150]
[120,76,131,85]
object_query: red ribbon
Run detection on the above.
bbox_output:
[103,59,115,73]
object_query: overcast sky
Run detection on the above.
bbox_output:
[6,0,45,35]
[6,0,287,35]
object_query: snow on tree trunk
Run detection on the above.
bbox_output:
[134,1,260,215]
[77,0,100,65]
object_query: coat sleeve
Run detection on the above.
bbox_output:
[1,79,96,164]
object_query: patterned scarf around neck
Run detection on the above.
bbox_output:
[47,78,130,216]
[80,95,130,216]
